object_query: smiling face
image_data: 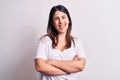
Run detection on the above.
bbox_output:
[52,11,70,34]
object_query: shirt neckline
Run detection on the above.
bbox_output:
[55,46,73,53]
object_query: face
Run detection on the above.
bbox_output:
[52,11,70,34]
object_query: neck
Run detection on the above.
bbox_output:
[58,33,66,41]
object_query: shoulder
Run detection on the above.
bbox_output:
[73,36,83,45]
[73,36,81,42]
[39,35,51,43]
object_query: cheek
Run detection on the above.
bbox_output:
[53,21,58,26]
[52,22,59,30]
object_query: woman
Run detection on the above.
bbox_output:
[34,5,86,80]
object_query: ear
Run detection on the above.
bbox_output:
[68,20,70,23]
[68,18,70,23]
[68,20,70,25]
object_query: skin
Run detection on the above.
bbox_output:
[46,55,86,73]
[35,11,86,75]
[52,11,70,34]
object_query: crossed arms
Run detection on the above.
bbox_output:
[34,55,86,76]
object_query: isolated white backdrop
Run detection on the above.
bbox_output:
[0,0,120,80]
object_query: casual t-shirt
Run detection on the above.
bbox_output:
[35,36,86,80]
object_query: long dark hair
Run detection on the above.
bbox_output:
[47,5,75,49]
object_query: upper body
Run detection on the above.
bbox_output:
[35,36,86,80]
[34,5,86,80]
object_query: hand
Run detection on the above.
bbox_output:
[73,55,80,61]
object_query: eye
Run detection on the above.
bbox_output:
[62,16,66,19]
[53,17,58,21]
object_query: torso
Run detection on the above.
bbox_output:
[37,36,85,80]
[56,40,66,52]
[46,36,76,60]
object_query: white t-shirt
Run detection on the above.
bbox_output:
[35,36,86,80]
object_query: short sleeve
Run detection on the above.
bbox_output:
[75,38,86,58]
[34,37,47,60]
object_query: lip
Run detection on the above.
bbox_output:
[58,23,66,27]
[58,25,65,29]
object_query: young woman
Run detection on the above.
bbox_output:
[34,5,86,80]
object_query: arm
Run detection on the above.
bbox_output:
[34,58,68,76]
[46,55,86,73]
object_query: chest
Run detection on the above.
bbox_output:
[47,45,76,60]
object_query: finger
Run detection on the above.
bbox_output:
[73,55,79,60]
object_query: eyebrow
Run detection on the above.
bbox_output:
[53,15,66,18]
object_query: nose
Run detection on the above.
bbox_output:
[59,18,63,24]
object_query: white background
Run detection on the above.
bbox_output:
[0,0,120,80]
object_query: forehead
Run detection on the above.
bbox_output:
[53,11,67,17]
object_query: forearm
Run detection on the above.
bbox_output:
[47,57,86,73]
[37,62,68,75]
[35,59,68,76]
[47,60,80,73]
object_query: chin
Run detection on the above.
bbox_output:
[59,31,67,34]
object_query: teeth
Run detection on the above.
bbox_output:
[59,24,65,27]
[58,24,66,30]
[59,25,64,28]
